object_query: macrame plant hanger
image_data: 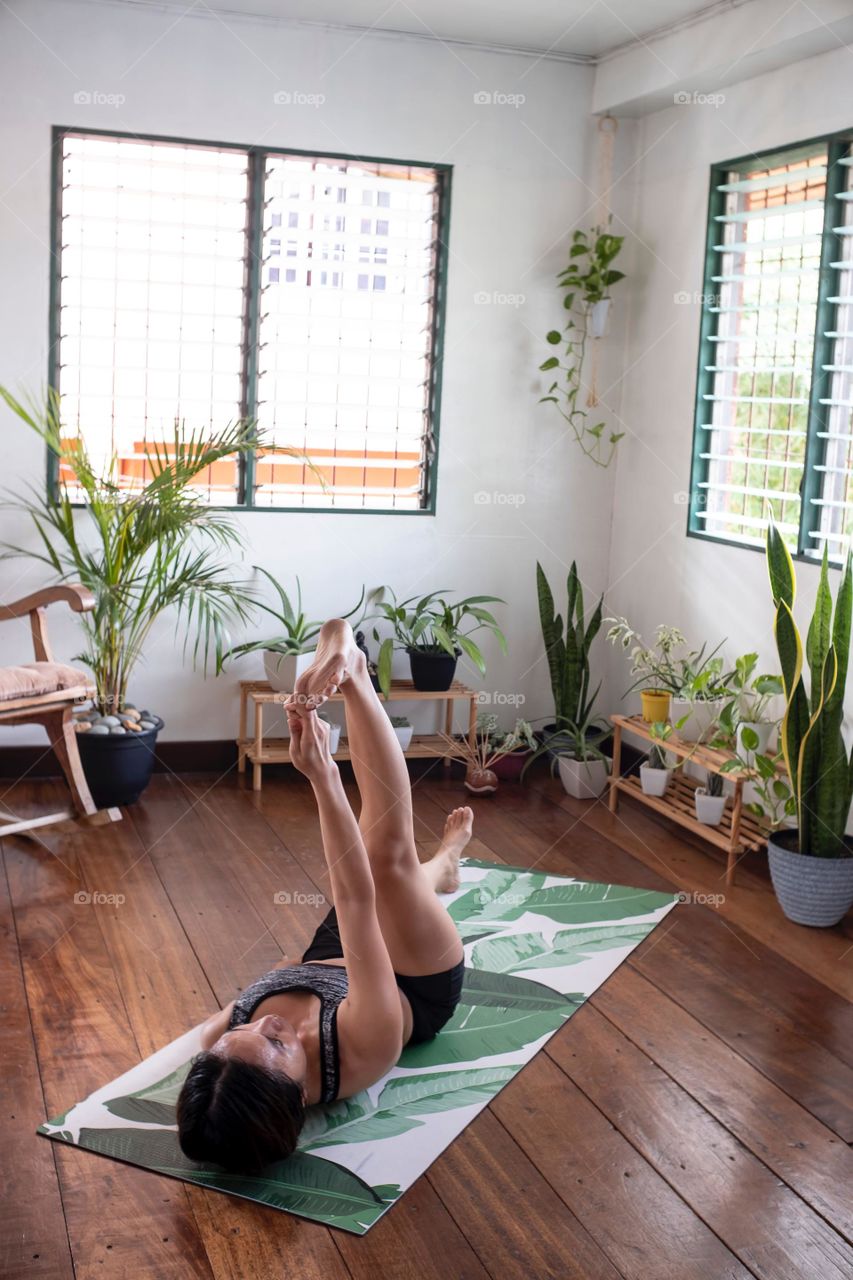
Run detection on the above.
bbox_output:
[587,114,618,408]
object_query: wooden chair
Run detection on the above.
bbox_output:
[0,585,121,836]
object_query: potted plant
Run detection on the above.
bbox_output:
[388,715,413,751]
[639,722,674,797]
[606,618,726,726]
[220,571,366,693]
[694,771,726,826]
[440,714,530,795]
[0,390,256,808]
[486,718,537,781]
[720,652,782,764]
[763,520,853,926]
[555,721,611,800]
[539,226,626,468]
[371,589,506,695]
[536,560,605,752]
[670,656,731,744]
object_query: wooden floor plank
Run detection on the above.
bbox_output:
[491,1054,753,1280]
[3,781,215,1280]
[630,924,853,1141]
[0,852,75,1280]
[550,1001,853,1279]
[592,965,853,1242]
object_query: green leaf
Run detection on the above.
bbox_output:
[546,330,562,345]
[73,1127,394,1232]
[470,924,651,973]
[398,1001,576,1067]
[492,882,675,925]
[539,357,560,372]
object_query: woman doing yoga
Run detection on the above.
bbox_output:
[177,619,473,1172]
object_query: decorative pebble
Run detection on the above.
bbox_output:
[102,715,121,727]
[139,719,156,730]
[88,724,110,735]
[110,726,127,735]
[123,703,136,711]
[126,722,142,732]
[74,721,91,733]
[122,708,141,721]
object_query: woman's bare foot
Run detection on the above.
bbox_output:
[293,619,365,708]
[427,807,474,893]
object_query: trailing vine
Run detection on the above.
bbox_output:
[539,227,626,468]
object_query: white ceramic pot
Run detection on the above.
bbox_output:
[392,724,414,751]
[320,720,342,753]
[671,697,726,744]
[588,297,612,339]
[737,720,774,767]
[264,649,315,693]
[694,788,726,826]
[558,755,610,800]
[640,764,672,797]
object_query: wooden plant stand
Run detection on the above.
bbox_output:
[238,679,479,792]
[608,714,772,886]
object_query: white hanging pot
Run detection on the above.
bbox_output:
[587,297,612,340]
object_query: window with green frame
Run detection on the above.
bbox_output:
[687,130,853,560]
[50,128,450,512]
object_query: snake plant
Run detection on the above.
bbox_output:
[536,561,603,733]
[766,516,853,857]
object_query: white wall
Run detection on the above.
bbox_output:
[604,42,853,712]
[0,0,620,742]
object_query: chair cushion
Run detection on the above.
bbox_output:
[0,662,90,702]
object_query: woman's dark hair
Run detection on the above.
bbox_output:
[177,1051,306,1172]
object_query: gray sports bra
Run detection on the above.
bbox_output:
[228,963,349,1103]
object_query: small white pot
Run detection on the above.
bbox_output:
[320,721,342,753]
[558,755,609,800]
[588,297,612,339]
[694,788,727,826]
[737,720,774,767]
[640,764,672,797]
[671,697,726,744]
[392,724,414,751]
[264,649,315,693]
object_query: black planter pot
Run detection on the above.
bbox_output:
[407,646,460,692]
[77,716,164,808]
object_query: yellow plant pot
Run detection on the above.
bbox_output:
[640,689,671,723]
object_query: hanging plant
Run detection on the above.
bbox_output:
[539,226,626,468]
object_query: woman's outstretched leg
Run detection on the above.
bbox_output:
[294,620,465,974]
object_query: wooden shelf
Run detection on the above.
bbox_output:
[237,733,470,765]
[238,679,479,791]
[608,713,773,887]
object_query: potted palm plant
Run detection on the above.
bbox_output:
[1,389,257,808]
[764,519,853,926]
[371,589,506,695]
[220,570,365,692]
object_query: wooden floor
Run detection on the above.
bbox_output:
[4,763,853,1280]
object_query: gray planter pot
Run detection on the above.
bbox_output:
[767,828,853,927]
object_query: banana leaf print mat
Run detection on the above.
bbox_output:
[38,859,677,1234]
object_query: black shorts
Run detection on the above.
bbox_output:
[302,907,465,1044]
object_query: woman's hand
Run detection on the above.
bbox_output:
[285,698,337,785]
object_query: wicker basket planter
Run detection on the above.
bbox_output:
[767,828,853,927]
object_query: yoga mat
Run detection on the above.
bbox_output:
[38,859,677,1234]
